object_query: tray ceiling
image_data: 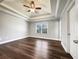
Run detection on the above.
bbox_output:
[0,0,68,20]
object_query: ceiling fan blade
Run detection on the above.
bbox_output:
[35,7,41,10]
[23,5,30,8]
[0,0,4,3]
[30,1,35,8]
[31,1,34,4]
[27,10,31,12]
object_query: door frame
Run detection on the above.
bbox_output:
[67,0,75,53]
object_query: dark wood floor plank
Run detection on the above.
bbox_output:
[0,37,73,59]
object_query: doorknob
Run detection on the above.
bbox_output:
[67,33,71,35]
[73,40,78,44]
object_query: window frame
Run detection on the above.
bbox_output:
[35,22,48,34]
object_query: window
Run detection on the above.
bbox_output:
[36,22,48,34]
[37,24,41,33]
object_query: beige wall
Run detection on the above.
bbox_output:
[29,20,60,40]
[0,11,29,43]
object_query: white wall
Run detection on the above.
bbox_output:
[29,20,60,40]
[61,12,68,52]
[69,4,78,59]
[60,0,78,59]
[60,0,73,52]
[0,11,29,43]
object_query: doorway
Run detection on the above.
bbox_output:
[67,1,78,59]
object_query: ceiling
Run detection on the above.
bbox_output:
[0,0,68,21]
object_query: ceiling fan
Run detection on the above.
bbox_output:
[23,1,41,12]
[0,0,4,3]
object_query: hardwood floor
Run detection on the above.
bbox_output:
[0,37,73,59]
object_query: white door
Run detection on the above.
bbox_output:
[69,3,78,59]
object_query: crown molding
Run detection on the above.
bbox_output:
[0,3,30,21]
[55,0,60,16]
[29,15,59,22]
[60,0,75,17]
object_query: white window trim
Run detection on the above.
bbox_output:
[35,22,48,34]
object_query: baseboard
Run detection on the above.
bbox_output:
[61,42,68,52]
[61,42,74,59]
[0,36,60,45]
[29,36,60,41]
[0,36,28,45]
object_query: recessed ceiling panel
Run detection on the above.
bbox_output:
[1,0,52,17]
[0,0,69,21]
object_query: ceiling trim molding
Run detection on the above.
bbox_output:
[55,0,60,16]
[29,16,59,22]
[30,14,54,19]
[0,3,30,21]
[60,0,74,17]
[31,13,51,18]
